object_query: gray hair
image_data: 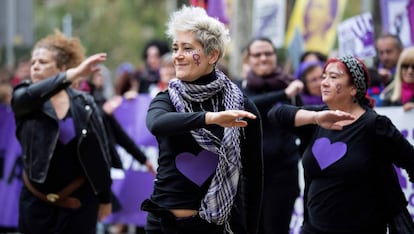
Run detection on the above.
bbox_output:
[166,6,230,61]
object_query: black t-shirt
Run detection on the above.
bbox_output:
[303,111,385,231]
[33,110,83,194]
[268,105,414,233]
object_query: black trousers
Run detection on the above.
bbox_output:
[18,185,99,234]
[259,163,299,234]
[141,199,224,234]
[300,222,387,234]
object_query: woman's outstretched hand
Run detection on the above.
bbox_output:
[314,110,355,130]
[66,53,107,83]
[205,110,257,128]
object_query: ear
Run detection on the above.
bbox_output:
[207,49,220,65]
[350,85,357,97]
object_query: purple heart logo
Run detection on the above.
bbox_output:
[175,150,218,186]
[59,117,76,144]
[312,137,347,170]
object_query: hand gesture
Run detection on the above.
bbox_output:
[102,96,123,114]
[352,15,374,47]
[205,110,257,128]
[145,161,157,175]
[66,53,107,83]
[98,203,112,222]
[315,110,355,130]
[285,80,304,98]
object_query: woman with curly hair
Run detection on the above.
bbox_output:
[12,30,112,234]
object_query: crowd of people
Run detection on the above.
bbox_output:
[0,4,414,234]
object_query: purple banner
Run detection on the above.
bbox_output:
[338,12,376,58]
[103,94,158,226]
[380,0,413,47]
[113,95,157,147]
[0,104,22,228]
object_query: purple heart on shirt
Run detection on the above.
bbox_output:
[312,137,347,170]
[59,117,76,144]
[175,150,219,187]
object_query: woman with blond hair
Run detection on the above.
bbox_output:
[381,46,414,112]
[141,6,263,234]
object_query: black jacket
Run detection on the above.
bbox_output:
[12,72,112,202]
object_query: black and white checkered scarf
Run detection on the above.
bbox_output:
[168,69,244,227]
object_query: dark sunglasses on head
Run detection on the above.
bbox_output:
[401,64,414,70]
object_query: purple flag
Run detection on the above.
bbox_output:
[408,0,414,44]
[207,0,229,24]
[113,95,157,147]
[104,95,158,226]
[0,104,22,228]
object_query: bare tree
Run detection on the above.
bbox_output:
[229,0,253,79]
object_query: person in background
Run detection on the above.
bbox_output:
[374,34,403,87]
[0,82,12,105]
[148,52,175,98]
[11,30,112,234]
[368,34,403,106]
[10,56,31,87]
[79,68,156,174]
[0,66,12,84]
[381,46,414,112]
[242,36,303,234]
[299,51,328,64]
[114,63,139,100]
[296,61,324,106]
[77,67,156,234]
[268,55,414,234]
[135,39,171,94]
[141,6,263,234]
[78,64,113,107]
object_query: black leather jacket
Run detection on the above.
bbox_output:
[12,72,112,202]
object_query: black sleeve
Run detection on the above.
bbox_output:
[375,115,414,182]
[267,104,299,131]
[97,188,112,204]
[240,97,263,234]
[11,72,71,117]
[267,104,325,154]
[146,92,206,136]
[105,113,148,164]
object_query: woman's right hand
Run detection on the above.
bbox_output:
[314,110,355,130]
[205,110,257,128]
[66,53,107,83]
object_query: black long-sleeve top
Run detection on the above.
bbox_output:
[146,71,263,233]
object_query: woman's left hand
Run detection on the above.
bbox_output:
[205,110,257,128]
[98,203,112,222]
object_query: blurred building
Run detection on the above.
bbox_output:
[0,0,34,66]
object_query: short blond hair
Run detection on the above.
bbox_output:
[166,6,230,61]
